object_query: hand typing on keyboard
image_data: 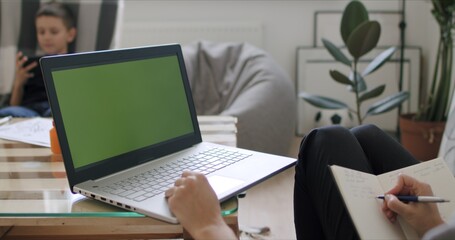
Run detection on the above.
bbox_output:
[101,148,251,203]
[165,171,236,240]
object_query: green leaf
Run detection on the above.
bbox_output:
[432,0,444,14]
[348,71,367,93]
[322,38,351,67]
[365,91,410,117]
[340,0,369,45]
[433,0,455,14]
[359,85,386,103]
[347,21,381,59]
[330,70,353,86]
[362,47,396,77]
[299,92,349,109]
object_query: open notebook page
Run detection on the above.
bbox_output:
[330,165,407,239]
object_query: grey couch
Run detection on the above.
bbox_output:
[182,41,296,156]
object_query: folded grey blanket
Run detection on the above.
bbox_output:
[182,41,296,156]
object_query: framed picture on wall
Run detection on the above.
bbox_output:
[296,46,421,136]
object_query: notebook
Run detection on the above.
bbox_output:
[40,44,296,223]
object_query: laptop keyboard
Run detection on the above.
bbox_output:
[100,148,252,202]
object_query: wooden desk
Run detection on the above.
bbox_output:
[0,116,238,239]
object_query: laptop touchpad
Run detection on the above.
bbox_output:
[208,175,244,197]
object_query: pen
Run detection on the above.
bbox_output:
[0,116,12,125]
[376,195,450,203]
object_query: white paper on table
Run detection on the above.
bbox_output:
[0,118,52,147]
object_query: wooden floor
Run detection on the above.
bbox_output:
[238,136,302,239]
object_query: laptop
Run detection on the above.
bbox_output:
[40,44,296,223]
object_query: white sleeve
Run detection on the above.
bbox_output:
[423,215,455,240]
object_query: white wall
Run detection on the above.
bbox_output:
[120,0,435,89]
[120,0,442,132]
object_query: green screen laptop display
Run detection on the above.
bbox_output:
[51,55,194,169]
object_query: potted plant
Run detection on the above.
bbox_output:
[399,0,455,161]
[300,0,409,126]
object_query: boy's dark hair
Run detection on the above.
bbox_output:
[35,2,75,30]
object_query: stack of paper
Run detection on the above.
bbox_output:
[0,118,52,147]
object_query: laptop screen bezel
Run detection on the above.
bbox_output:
[40,44,202,191]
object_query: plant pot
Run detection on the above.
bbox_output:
[399,113,446,161]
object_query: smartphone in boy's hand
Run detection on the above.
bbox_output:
[23,56,43,79]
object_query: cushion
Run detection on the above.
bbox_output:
[182,41,296,156]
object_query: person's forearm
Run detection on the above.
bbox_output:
[418,218,446,237]
[9,81,24,106]
[192,221,237,240]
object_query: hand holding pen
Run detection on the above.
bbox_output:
[381,174,445,237]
